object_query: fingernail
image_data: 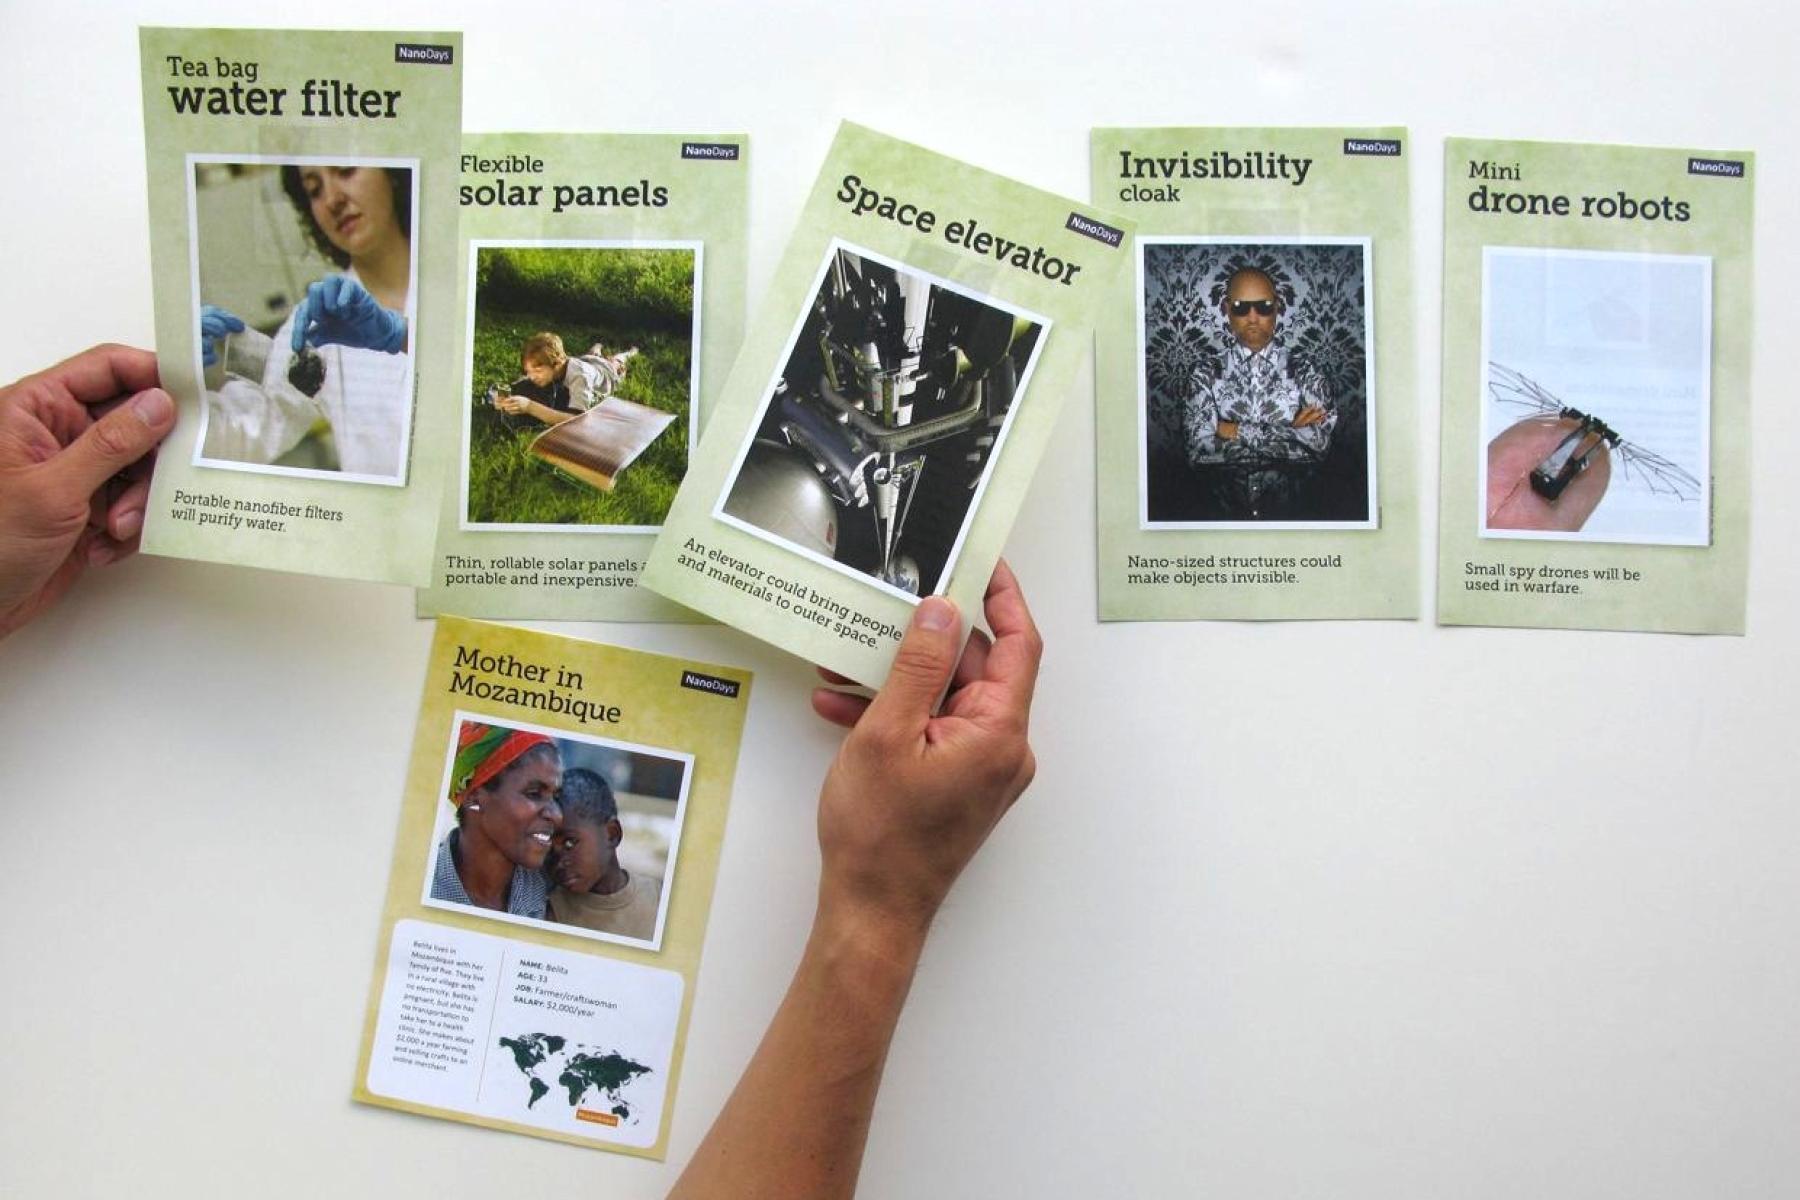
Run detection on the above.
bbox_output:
[132,388,174,427]
[915,596,955,631]
[114,510,144,540]
[86,540,116,567]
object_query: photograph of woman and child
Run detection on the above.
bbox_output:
[425,717,690,950]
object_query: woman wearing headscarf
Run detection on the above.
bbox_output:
[429,721,563,918]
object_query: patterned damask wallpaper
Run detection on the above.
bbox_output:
[1142,240,1370,460]
[1139,241,1372,521]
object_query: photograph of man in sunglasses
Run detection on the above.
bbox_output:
[1140,240,1373,526]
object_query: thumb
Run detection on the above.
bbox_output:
[864,596,962,730]
[52,388,175,495]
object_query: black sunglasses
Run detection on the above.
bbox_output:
[1227,299,1277,317]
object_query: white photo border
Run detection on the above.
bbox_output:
[420,708,695,954]
[711,236,1052,605]
[459,238,705,534]
[1477,245,1713,547]
[186,153,420,487]
[1136,234,1378,531]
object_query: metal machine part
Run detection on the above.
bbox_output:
[742,247,1032,593]
[721,439,839,559]
[1529,411,1616,501]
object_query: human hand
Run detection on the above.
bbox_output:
[1486,415,1610,532]
[199,305,245,368]
[1292,405,1327,428]
[1217,419,1240,441]
[811,561,1041,938]
[495,394,530,416]
[0,345,175,640]
[291,274,407,354]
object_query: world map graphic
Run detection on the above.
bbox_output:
[498,1032,652,1121]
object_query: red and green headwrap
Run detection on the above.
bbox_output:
[451,721,553,803]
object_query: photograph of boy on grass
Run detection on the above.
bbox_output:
[464,243,698,528]
[494,332,640,427]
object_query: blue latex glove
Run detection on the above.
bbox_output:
[290,275,407,354]
[199,305,245,367]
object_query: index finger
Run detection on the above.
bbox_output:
[1486,417,1609,532]
[980,559,1042,703]
[292,288,318,352]
[31,344,160,408]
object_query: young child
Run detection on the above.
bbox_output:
[493,332,638,426]
[545,767,664,942]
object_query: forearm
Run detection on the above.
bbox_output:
[670,898,926,1200]
[1185,407,1224,462]
[506,398,574,425]
[1286,409,1334,456]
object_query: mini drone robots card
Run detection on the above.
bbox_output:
[1437,138,1753,635]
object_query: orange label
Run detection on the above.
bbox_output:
[576,1108,621,1127]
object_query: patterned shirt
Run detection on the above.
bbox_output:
[1183,340,1336,466]
[431,829,551,919]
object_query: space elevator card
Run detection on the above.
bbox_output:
[1436,138,1754,634]
[354,617,751,1156]
[138,28,462,586]
[1091,127,1418,621]
[417,133,749,621]
[641,122,1135,684]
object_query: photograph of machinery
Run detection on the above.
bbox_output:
[720,242,1047,597]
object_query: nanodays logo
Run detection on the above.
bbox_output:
[394,43,454,65]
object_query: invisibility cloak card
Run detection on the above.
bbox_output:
[1092,126,1418,621]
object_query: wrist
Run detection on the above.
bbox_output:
[812,884,931,987]
[378,313,408,354]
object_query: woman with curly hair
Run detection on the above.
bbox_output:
[196,163,415,479]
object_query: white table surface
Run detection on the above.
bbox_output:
[2,2,1795,1196]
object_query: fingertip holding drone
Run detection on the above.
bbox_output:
[1489,363,1700,504]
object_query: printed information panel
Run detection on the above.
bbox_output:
[367,920,683,1149]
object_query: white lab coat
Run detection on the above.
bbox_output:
[199,270,412,480]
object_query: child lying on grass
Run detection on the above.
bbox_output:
[491,330,639,426]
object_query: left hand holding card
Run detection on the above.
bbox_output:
[0,344,175,639]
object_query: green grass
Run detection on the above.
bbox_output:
[476,246,694,330]
[466,247,695,527]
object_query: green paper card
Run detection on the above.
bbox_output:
[354,617,751,1157]
[1092,127,1418,620]
[1437,138,1753,633]
[418,133,749,621]
[642,122,1135,684]
[138,28,462,585]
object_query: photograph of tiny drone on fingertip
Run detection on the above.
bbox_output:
[1479,245,1709,547]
